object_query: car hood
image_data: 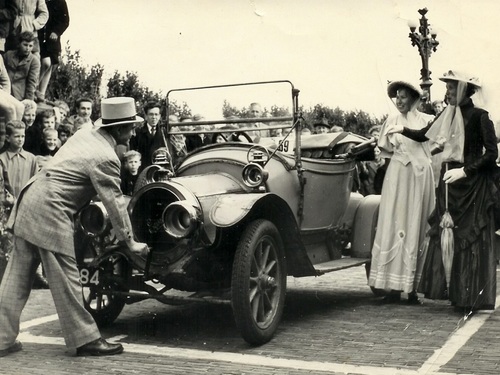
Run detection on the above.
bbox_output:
[168,172,246,198]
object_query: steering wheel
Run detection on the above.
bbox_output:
[227,131,253,143]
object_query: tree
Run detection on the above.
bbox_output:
[105,70,196,119]
[167,101,192,119]
[268,105,291,118]
[47,44,386,130]
[48,43,174,119]
[48,42,104,118]
[344,110,375,136]
[222,100,244,118]
[222,101,290,119]
[300,104,385,135]
[303,104,345,129]
[106,70,163,113]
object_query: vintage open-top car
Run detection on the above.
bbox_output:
[75,81,380,345]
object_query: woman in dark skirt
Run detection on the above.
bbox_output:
[389,70,498,312]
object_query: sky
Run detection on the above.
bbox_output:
[62,0,500,122]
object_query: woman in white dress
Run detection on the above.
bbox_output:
[368,81,435,304]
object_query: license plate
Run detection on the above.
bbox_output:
[79,266,100,286]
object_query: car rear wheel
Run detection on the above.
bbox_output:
[231,219,287,345]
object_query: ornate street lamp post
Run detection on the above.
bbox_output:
[408,8,439,103]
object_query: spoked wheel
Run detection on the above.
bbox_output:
[231,219,287,345]
[80,252,131,327]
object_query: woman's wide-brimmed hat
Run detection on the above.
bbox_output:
[387,81,422,99]
[438,70,481,88]
[95,97,144,127]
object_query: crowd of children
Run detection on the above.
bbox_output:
[0,0,69,105]
[0,0,71,287]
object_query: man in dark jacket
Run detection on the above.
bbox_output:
[37,0,70,102]
[129,100,163,169]
[0,0,17,55]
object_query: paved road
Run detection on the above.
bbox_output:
[1,264,499,375]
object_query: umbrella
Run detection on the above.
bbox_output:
[440,163,454,289]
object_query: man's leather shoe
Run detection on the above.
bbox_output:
[0,340,22,357]
[33,266,49,289]
[76,338,123,356]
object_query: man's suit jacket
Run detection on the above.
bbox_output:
[129,122,163,169]
[8,128,133,257]
[38,0,70,55]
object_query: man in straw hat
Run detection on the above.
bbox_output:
[389,70,498,312]
[0,97,149,357]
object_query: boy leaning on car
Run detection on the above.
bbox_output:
[0,97,149,357]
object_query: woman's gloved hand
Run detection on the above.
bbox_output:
[443,167,466,184]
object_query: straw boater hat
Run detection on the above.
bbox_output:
[438,70,482,88]
[386,81,422,99]
[94,97,144,127]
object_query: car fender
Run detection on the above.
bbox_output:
[338,192,365,229]
[210,193,270,228]
[210,193,317,277]
[350,194,380,258]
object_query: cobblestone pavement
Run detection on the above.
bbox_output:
[1,265,499,375]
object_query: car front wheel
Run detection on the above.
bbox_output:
[79,249,130,327]
[231,219,287,345]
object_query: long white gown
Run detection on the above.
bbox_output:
[368,109,435,293]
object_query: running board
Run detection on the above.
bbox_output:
[313,257,370,275]
[114,290,232,306]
